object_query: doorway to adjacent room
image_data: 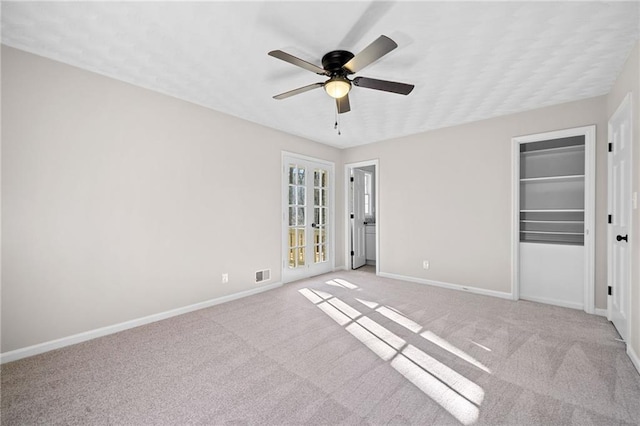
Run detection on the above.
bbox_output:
[345,160,378,273]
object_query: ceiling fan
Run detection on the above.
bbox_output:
[268,35,414,114]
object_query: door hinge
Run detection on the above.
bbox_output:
[608,214,612,224]
[350,176,354,182]
[608,142,613,152]
[608,286,612,296]
[351,251,355,256]
[350,213,354,219]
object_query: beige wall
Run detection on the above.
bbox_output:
[607,42,640,362]
[1,46,344,352]
[343,96,608,305]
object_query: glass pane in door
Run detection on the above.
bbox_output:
[313,169,328,264]
[288,164,306,268]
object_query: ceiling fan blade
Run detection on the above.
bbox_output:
[353,76,414,95]
[268,50,327,75]
[343,35,397,73]
[338,2,395,48]
[336,94,351,114]
[273,82,324,100]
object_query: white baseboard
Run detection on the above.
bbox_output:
[628,344,640,375]
[1,282,282,364]
[378,272,513,300]
[519,294,584,311]
[594,308,608,317]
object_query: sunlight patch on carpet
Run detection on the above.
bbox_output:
[298,287,485,425]
[421,331,491,374]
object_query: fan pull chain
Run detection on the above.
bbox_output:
[334,105,341,135]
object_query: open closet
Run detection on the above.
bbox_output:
[513,126,595,313]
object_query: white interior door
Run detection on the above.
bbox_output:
[352,169,366,269]
[283,155,333,283]
[608,94,632,341]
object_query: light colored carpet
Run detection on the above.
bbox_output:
[2,269,639,425]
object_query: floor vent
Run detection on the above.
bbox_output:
[255,269,271,283]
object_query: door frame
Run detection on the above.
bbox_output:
[511,125,596,314]
[351,168,367,269]
[607,92,633,341]
[282,151,335,283]
[344,159,379,274]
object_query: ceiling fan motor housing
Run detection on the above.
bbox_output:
[321,50,355,75]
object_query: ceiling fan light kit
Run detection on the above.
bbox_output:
[324,77,351,99]
[268,35,414,117]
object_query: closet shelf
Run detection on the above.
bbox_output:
[520,174,584,183]
[520,220,583,224]
[520,144,585,155]
[520,231,583,235]
[520,209,584,213]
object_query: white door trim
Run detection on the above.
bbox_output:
[282,151,335,283]
[345,159,379,275]
[511,125,596,314]
[607,92,633,342]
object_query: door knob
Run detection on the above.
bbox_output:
[616,234,628,242]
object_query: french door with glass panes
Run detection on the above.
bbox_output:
[282,155,333,283]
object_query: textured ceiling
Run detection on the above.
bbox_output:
[2,1,639,148]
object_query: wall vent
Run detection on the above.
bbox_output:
[255,269,271,283]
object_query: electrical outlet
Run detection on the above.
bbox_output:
[423,260,430,270]
[221,273,229,284]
